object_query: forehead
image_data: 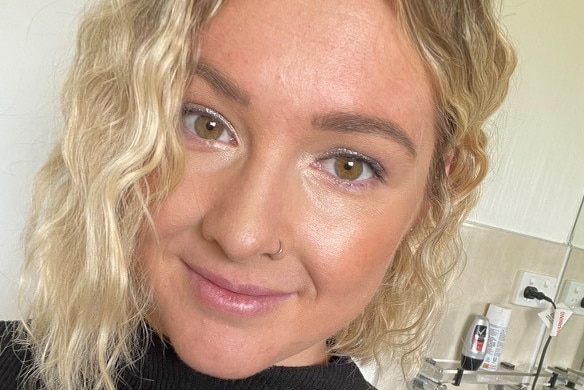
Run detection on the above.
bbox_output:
[197,0,435,149]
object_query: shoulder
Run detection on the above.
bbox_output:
[0,320,32,389]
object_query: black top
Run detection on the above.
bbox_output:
[0,321,375,389]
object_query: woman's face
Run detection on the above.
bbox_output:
[142,0,435,379]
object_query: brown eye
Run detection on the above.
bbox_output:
[334,156,364,181]
[194,115,226,140]
[182,104,236,144]
[319,148,383,185]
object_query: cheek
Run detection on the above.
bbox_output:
[299,196,417,311]
[139,180,200,286]
[151,176,201,238]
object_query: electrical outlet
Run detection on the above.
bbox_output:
[510,270,557,308]
[557,280,584,316]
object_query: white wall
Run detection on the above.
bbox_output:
[571,200,584,249]
[469,0,584,243]
[1,0,83,319]
[573,213,584,249]
[1,1,583,318]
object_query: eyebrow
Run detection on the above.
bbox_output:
[195,61,251,106]
[312,112,417,158]
[194,61,416,157]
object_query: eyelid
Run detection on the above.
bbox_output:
[182,103,238,143]
[320,147,387,184]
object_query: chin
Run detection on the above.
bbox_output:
[166,332,274,380]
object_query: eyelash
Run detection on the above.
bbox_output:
[181,103,386,186]
[316,148,387,186]
[181,103,238,146]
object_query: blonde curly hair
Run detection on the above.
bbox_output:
[17,0,516,388]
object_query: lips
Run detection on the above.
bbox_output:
[183,261,295,316]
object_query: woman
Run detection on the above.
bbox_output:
[0,0,516,389]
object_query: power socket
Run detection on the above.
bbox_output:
[510,270,557,308]
[557,280,584,316]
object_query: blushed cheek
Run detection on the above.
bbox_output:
[306,216,403,306]
[148,182,195,240]
[317,255,391,326]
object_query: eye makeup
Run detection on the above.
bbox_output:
[181,103,238,146]
[316,147,387,185]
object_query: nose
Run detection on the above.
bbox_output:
[200,152,289,262]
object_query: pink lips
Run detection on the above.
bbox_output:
[184,262,294,316]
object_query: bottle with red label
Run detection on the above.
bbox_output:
[461,315,490,371]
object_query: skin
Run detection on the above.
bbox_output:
[142,0,436,379]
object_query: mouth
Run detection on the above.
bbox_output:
[183,261,295,316]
